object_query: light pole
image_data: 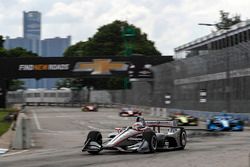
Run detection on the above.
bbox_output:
[198,23,231,113]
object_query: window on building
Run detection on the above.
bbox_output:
[243,31,248,42]
[247,29,250,41]
[214,41,218,50]
[239,32,243,43]
[230,36,234,46]
[234,34,238,45]
[226,37,230,47]
[224,38,227,48]
[218,39,222,49]
[211,42,216,50]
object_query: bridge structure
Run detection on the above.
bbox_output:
[0,55,173,108]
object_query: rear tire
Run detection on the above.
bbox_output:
[143,131,157,153]
[85,131,102,154]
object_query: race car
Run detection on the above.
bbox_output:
[81,104,98,112]
[119,108,142,117]
[207,114,244,131]
[82,117,187,154]
[169,112,198,126]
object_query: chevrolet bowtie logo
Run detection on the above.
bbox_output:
[73,59,128,75]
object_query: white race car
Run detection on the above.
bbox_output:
[82,117,187,154]
[119,108,142,117]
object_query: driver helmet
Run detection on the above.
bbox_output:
[132,122,144,130]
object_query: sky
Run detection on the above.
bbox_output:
[0,0,250,55]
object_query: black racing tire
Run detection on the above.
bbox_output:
[178,128,187,150]
[119,112,126,117]
[143,131,157,153]
[86,131,102,154]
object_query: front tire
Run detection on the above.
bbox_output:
[85,131,102,154]
[143,131,157,153]
[178,128,187,150]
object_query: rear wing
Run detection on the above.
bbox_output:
[145,120,177,127]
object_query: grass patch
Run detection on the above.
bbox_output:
[0,112,12,136]
[0,109,17,136]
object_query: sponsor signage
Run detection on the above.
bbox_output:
[18,64,70,71]
[73,59,128,75]
[164,93,171,104]
[199,89,207,103]
[128,64,154,80]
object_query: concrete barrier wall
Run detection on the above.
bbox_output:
[12,112,31,149]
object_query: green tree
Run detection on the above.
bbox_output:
[215,10,241,30]
[7,80,25,91]
[64,20,161,57]
[62,20,160,91]
[0,42,39,90]
[0,35,4,48]
[7,47,38,57]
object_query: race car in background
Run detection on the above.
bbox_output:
[119,108,142,117]
[82,117,187,154]
[169,112,198,126]
[207,114,244,131]
[81,104,98,112]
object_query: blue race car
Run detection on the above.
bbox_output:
[207,114,244,131]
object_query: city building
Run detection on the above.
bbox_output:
[41,36,71,57]
[40,36,71,89]
[4,36,33,51]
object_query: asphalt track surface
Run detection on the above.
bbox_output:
[0,107,250,167]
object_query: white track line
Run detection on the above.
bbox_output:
[1,150,29,157]
[87,126,99,130]
[32,111,42,130]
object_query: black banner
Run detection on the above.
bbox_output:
[0,56,173,79]
[0,80,7,108]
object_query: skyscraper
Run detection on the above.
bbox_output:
[23,11,41,55]
[23,11,41,40]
